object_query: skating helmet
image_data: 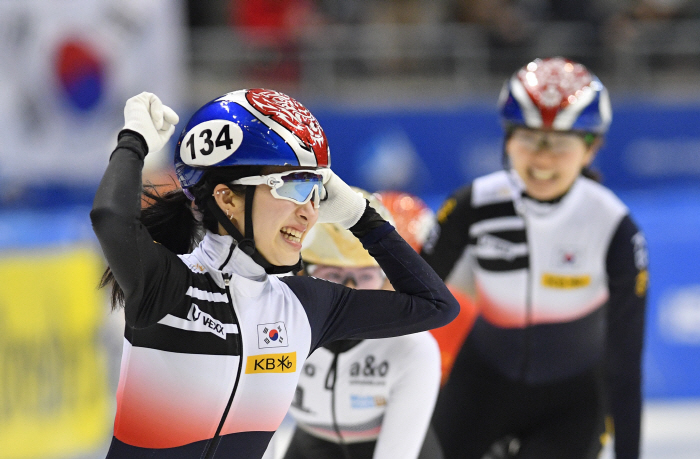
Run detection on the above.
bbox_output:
[174,88,330,196]
[498,57,612,134]
[374,190,434,253]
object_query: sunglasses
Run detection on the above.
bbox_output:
[510,128,589,155]
[231,170,325,207]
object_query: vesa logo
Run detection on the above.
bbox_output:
[245,352,297,374]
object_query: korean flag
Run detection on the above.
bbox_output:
[257,322,289,349]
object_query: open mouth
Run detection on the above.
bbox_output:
[530,168,556,181]
[281,227,303,244]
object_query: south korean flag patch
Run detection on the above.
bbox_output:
[258,322,289,349]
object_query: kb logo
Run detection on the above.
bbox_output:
[245,352,297,374]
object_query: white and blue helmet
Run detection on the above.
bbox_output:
[498,57,612,135]
[174,88,330,195]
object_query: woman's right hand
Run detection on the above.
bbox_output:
[318,169,367,229]
[122,92,179,154]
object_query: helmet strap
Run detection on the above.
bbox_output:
[206,188,302,275]
[241,186,256,252]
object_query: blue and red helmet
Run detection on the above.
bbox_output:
[174,88,330,193]
[498,57,612,135]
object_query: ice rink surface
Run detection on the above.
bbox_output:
[636,400,700,459]
[259,400,700,459]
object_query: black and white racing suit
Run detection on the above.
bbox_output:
[421,170,647,459]
[284,332,443,459]
[90,132,459,458]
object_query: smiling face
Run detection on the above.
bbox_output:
[215,166,319,266]
[506,127,598,201]
[251,180,318,266]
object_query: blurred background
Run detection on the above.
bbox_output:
[0,0,698,457]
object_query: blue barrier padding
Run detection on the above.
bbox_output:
[621,187,700,398]
[0,206,95,250]
[9,101,698,207]
[311,101,700,197]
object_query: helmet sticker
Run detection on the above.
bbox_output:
[246,89,329,166]
[519,58,592,108]
[499,57,611,134]
[179,119,244,167]
[517,58,592,127]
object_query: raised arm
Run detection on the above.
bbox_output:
[90,93,186,327]
[283,171,459,349]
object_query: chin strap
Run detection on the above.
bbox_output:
[207,187,302,275]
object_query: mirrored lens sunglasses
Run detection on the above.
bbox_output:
[231,170,324,207]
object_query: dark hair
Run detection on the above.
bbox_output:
[188,166,261,233]
[100,166,261,310]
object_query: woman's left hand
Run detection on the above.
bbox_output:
[318,169,367,229]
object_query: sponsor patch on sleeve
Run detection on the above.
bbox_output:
[436,198,456,224]
[635,269,649,297]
